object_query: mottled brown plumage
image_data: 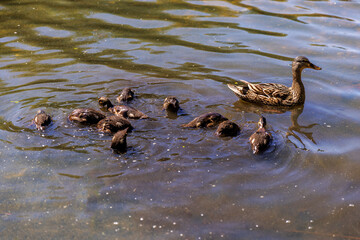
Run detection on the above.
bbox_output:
[111,128,128,152]
[249,116,272,154]
[182,112,228,128]
[116,87,134,103]
[97,115,133,134]
[33,110,52,130]
[163,96,180,113]
[98,96,148,119]
[215,120,240,137]
[68,108,105,124]
[228,56,321,106]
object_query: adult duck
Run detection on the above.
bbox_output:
[227,56,321,106]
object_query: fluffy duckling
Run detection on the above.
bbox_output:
[68,108,105,124]
[228,56,321,106]
[117,87,134,103]
[98,96,148,119]
[111,128,128,152]
[97,115,133,134]
[163,96,180,113]
[249,116,272,154]
[33,110,52,130]
[182,112,228,128]
[215,120,240,137]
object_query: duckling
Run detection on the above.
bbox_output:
[33,110,52,130]
[215,120,240,137]
[182,112,228,128]
[68,108,105,124]
[249,116,272,154]
[163,96,180,113]
[98,96,148,119]
[97,115,133,134]
[117,87,134,103]
[111,128,128,152]
[228,56,321,106]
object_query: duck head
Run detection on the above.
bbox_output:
[118,88,135,102]
[258,116,267,128]
[37,109,45,115]
[98,96,114,109]
[292,56,321,71]
[163,96,180,112]
[292,56,321,70]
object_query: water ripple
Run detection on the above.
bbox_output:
[0,0,360,239]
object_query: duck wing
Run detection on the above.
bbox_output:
[247,82,290,99]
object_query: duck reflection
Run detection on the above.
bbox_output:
[232,101,318,150]
[285,105,318,150]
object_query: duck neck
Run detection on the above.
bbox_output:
[106,101,114,109]
[291,67,305,104]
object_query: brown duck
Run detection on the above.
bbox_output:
[33,110,52,130]
[182,112,228,128]
[215,120,240,137]
[249,116,272,154]
[97,115,133,134]
[117,87,134,103]
[111,128,128,152]
[228,56,321,106]
[98,96,148,119]
[163,96,180,113]
[68,108,105,124]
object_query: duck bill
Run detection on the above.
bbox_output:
[310,63,321,70]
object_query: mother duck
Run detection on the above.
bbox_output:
[227,56,321,106]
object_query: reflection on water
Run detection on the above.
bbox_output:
[232,101,319,151]
[1,0,360,239]
[286,106,319,151]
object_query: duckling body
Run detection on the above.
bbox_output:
[182,112,228,128]
[249,116,272,154]
[117,88,134,103]
[112,105,149,119]
[215,120,240,137]
[99,97,148,119]
[69,108,105,124]
[97,115,133,134]
[163,96,180,113]
[33,110,52,130]
[228,56,321,106]
[111,129,128,152]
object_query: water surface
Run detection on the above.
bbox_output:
[0,0,360,239]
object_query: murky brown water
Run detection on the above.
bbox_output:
[0,0,360,239]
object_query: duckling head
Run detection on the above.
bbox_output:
[37,109,45,115]
[118,88,135,102]
[293,56,321,71]
[258,116,267,128]
[98,96,114,109]
[163,96,180,112]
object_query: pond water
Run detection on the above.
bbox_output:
[0,0,360,239]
